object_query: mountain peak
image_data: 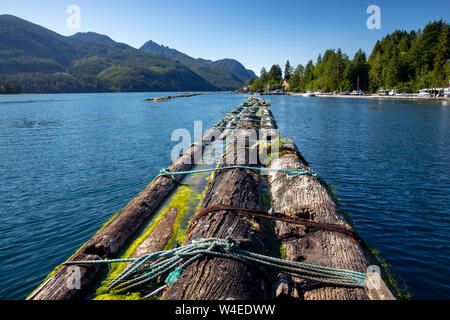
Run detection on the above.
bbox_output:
[140,40,257,86]
[142,40,164,48]
[70,32,114,43]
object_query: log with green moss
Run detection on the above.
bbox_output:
[163,104,271,300]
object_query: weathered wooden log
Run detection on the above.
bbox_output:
[163,109,270,300]
[131,108,249,259]
[267,141,395,300]
[28,119,232,300]
[26,253,103,301]
[146,93,207,102]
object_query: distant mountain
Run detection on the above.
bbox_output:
[69,32,116,44]
[211,59,257,83]
[139,40,188,61]
[140,40,256,90]
[0,15,218,93]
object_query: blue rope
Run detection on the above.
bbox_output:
[156,165,323,182]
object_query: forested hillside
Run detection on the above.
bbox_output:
[0,15,254,93]
[250,20,449,93]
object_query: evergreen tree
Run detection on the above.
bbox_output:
[268,64,283,84]
[260,67,268,83]
[284,60,293,80]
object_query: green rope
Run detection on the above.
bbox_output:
[156,165,323,182]
[224,118,273,123]
[212,103,272,128]
[66,238,366,293]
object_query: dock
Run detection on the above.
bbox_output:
[28,97,395,301]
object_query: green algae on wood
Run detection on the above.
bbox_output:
[94,173,211,300]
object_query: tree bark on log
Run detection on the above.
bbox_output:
[163,109,270,300]
[267,142,394,300]
[26,253,103,300]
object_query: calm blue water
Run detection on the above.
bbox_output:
[0,93,448,299]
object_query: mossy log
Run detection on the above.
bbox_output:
[163,109,270,300]
[267,142,395,300]
[28,123,230,300]
[133,207,180,257]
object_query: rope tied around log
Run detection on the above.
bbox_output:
[157,165,324,182]
[186,204,363,243]
[65,238,367,294]
[218,117,274,123]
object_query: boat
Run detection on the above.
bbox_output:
[418,89,431,97]
[378,89,389,96]
[444,87,450,98]
[303,90,315,97]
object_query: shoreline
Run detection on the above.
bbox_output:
[289,93,449,101]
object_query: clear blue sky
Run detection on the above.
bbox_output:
[1,0,449,75]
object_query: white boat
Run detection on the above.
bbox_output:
[303,90,315,97]
[418,89,431,97]
[444,87,450,98]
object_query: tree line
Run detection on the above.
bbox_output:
[0,82,22,94]
[247,20,449,93]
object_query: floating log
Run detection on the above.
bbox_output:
[26,253,102,300]
[163,106,270,300]
[146,93,207,102]
[267,141,395,300]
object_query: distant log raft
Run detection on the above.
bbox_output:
[146,93,207,102]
